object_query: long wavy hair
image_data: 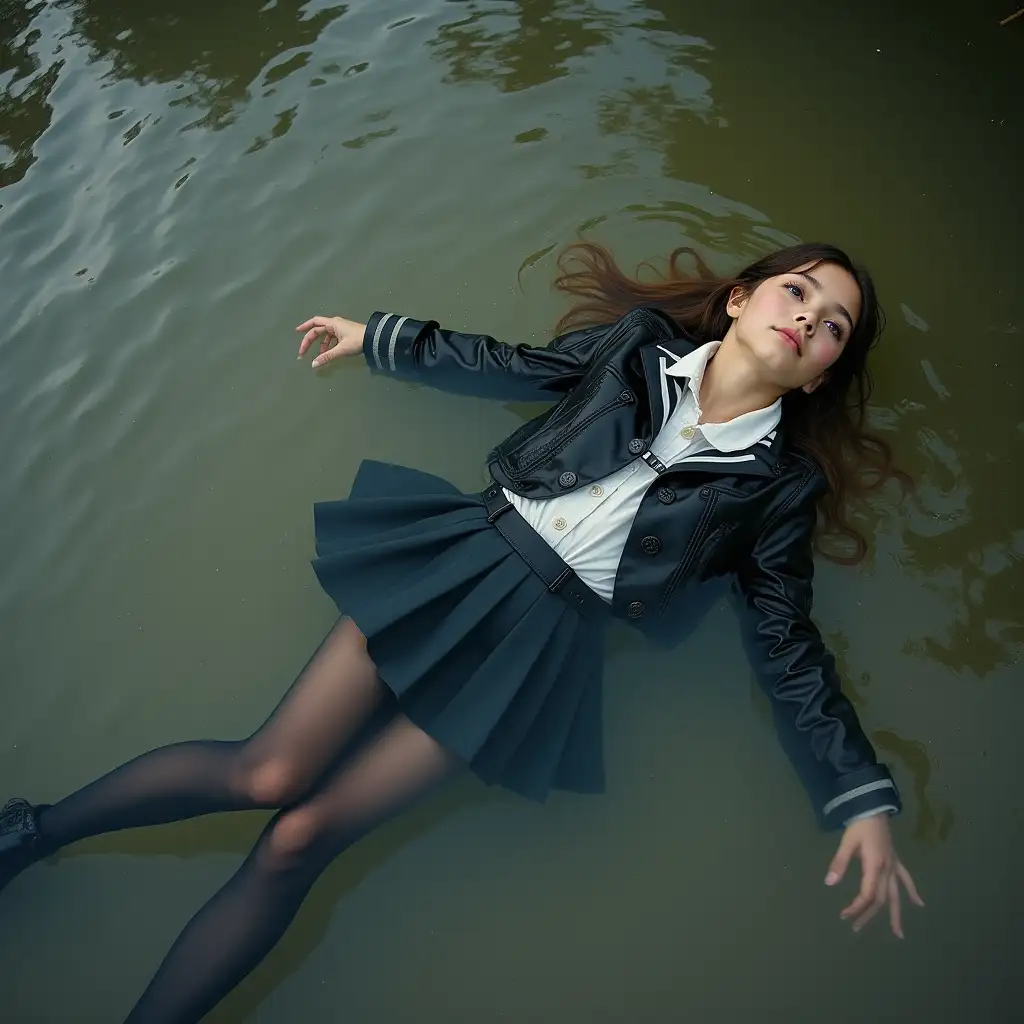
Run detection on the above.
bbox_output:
[551,241,908,564]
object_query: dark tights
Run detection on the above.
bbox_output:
[34,617,459,1023]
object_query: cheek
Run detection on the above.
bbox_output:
[809,342,843,374]
[746,288,786,324]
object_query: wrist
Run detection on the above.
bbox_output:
[346,323,367,356]
[845,810,892,833]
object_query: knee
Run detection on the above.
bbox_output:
[239,758,311,808]
[261,807,325,872]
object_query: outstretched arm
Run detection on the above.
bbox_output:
[734,470,924,934]
[734,471,898,825]
[296,311,615,403]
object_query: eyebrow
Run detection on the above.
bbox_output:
[797,272,856,333]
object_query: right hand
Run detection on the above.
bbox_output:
[295,315,367,369]
[825,814,924,938]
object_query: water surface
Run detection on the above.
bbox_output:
[1,1,1021,1021]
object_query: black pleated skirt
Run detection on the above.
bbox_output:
[311,460,609,801]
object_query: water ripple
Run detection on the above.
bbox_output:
[0,2,1022,1019]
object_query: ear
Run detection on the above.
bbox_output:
[725,285,748,319]
[802,373,827,394]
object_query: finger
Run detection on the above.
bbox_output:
[298,325,329,356]
[298,325,323,353]
[295,316,331,332]
[852,900,883,933]
[311,344,345,370]
[841,858,883,919]
[888,874,904,939]
[825,830,857,886]
[896,863,926,907]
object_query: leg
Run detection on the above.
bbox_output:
[35,618,383,851]
[125,715,460,1024]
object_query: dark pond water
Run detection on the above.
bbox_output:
[1,1,1021,1020]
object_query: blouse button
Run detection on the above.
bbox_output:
[558,471,577,488]
[680,425,696,440]
[590,484,604,497]
[552,517,568,531]
[626,601,646,619]
[628,437,647,455]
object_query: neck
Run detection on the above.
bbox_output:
[697,338,783,424]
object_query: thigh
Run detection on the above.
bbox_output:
[264,715,462,869]
[242,617,388,795]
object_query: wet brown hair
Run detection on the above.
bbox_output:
[551,241,909,564]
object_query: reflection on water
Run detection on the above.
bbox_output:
[61,0,346,129]
[873,729,955,847]
[0,0,1021,1021]
[0,0,61,190]
[431,0,620,92]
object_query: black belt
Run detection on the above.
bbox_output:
[481,482,610,622]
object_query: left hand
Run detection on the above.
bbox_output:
[295,315,367,369]
[825,813,925,938]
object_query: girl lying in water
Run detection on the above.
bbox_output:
[1,240,923,1022]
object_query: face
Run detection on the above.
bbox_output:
[725,260,862,393]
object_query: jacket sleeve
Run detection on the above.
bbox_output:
[361,311,611,403]
[733,471,901,831]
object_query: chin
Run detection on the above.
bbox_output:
[750,339,794,374]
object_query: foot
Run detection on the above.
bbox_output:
[0,798,51,894]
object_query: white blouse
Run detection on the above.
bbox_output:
[503,341,782,602]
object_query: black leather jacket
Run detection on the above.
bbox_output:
[362,307,901,830]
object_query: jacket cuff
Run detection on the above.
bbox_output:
[822,764,902,830]
[844,806,899,825]
[363,312,430,377]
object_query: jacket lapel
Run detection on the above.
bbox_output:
[640,339,694,432]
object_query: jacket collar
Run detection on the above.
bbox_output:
[640,333,693,432]
[663,340,782,452]
[639,335,786,479]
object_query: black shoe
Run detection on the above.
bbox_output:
[0,798,50,894]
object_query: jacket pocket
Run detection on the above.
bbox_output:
[688,522,737,579]
[508,369,634,474]
[659,491,722,612]
[509,369,609,456]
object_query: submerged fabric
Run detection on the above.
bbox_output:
[312,460,608,800]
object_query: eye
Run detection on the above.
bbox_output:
[825,320,843,340]
[784,282,803,299]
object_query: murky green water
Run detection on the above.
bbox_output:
[1,1,1021,1020]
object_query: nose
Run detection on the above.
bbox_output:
[794,313,815,335]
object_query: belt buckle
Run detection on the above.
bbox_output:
[548,567,573,594]
[484,483,513,522]
[486,497,512,522]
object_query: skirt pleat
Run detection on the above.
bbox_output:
[311,460,607,800]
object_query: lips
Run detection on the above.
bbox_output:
[775,327,802,354]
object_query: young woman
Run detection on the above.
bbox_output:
[1,241,924,1022]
